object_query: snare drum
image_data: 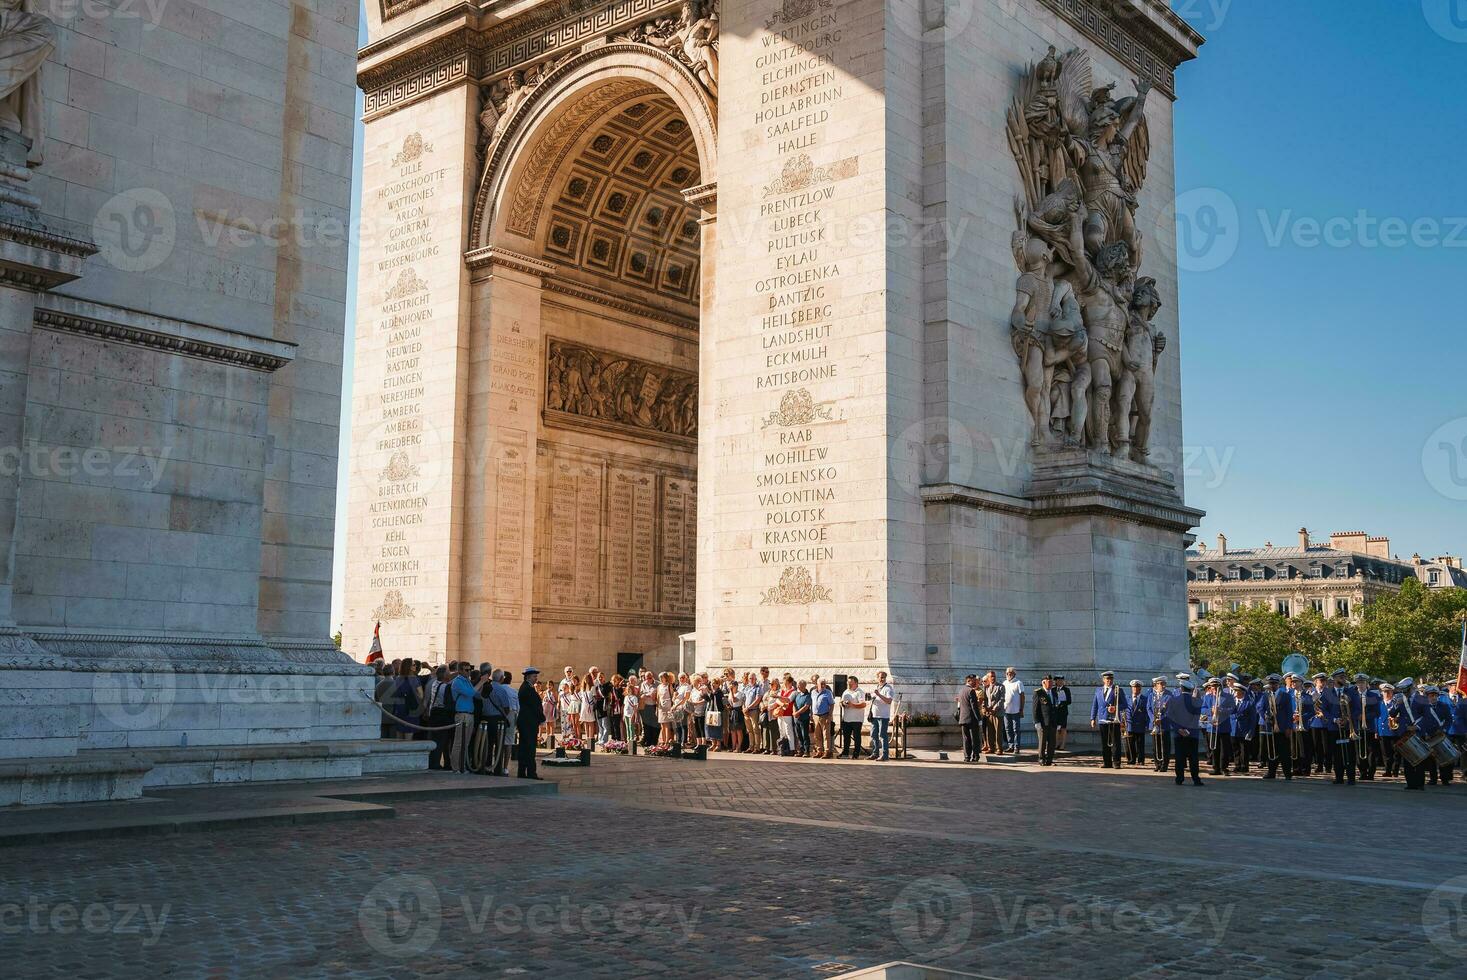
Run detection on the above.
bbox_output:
[1427,733,1462,768]
[1396,733,1431,768]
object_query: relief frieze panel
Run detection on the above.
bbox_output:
[544,338,697,445]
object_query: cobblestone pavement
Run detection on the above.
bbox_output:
[3,753,1466,979]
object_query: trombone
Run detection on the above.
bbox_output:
[1263,689,1278,763]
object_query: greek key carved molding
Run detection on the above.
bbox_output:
[361,0,683,120]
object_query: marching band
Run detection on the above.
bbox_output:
[1096,669,1466,790]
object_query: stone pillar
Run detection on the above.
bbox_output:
[701,0,927,676]
[343,85,479,662]
[0,152,94,627]
[459,246,554,670]
[0,135,96,764]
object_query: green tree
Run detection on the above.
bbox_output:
[1344,578,1467,682]
[1190,605,1347,678]
[332,629,343,651]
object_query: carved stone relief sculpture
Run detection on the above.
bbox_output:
[477,50,579,161]
[545,339,698,440]
[622,0,718,97]
[1005,46,1166,462]
[0,3,55,166]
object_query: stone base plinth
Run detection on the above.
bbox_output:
[0,753,151,807]
[0,631,432,804]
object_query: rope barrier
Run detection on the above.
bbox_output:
[360,691,470,732]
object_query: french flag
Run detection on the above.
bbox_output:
[366,622,384,664]
[1457,618,1467,694]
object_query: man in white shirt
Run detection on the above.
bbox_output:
[840,677,867,759]
[1002,667,1025,756]
[868,671,895,761]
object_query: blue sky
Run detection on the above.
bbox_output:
[1172,0,1467,559]
[329,1,1467,628]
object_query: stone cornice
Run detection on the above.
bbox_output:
[2,630,370,674]
[541,272,698,333]
[1037,0,1205,100]
[921,480,1204,535]
[0,219,97,258]
[34,297,297,373]
[464,243,557,275]
[681,181,716,211]
[359,0,681,120]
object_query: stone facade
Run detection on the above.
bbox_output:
[1188,529,1465,624]
[0,1,423,805]
[345,0,1205,709]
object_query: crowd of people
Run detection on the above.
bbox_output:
[1006,667,1467,791]
[371,657,1467,793]
[371,661,904,773]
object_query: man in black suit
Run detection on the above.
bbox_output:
[956,675,983,762]
[516,667,546,779]
[1033,674,1060,766]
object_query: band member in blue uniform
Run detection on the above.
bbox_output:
[1090,671,1126,768]
[1260,674,1292,780]
[1422,686,1455,786]
[1286,673,1311,776]
[1354,673,1380,780]
[1307,673,1338,777]
[1166,678,1204,786]
[1228,680,1257,774]
[1385,680,1427,791]
[1123,680,1148,766]
[1291,674,1312,776]
[1377,679,1401,777]
[1200,677,1234,775]
[1449,680,1467,770]
[1331,669,1358,786]
[1147,676,1171,772]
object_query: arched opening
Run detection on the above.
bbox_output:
[464,51,714,677]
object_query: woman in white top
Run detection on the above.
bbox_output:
[656,671,677,747]
[687,675,708,747]
[578,675,597,742]
[559,675,579,742]
[622,677,641,747]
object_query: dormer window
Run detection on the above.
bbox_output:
[1228,568,1241,580]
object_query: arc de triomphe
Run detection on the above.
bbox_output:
[345,0,1205,707]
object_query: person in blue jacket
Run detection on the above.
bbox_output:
[1376,680,1401,777]
[1421,686,1456,787]
[1199,677,1234,775]
[1165,679,1204,787]
[1260,674,1293,780]
[1145,676,1172,773]
[1123,680,1149,767]
[1307,673,1338,778]
[1355,674,1381,781]
[1228,680,1257,774]
[1293,676,1314,776]
[1387,679,1427,791]
[1090,671,1127,769]
[1329,669,1358,786]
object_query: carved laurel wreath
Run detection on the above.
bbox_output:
[760,388,833,429]
[760,566,832,606]
[373,589,416,621]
